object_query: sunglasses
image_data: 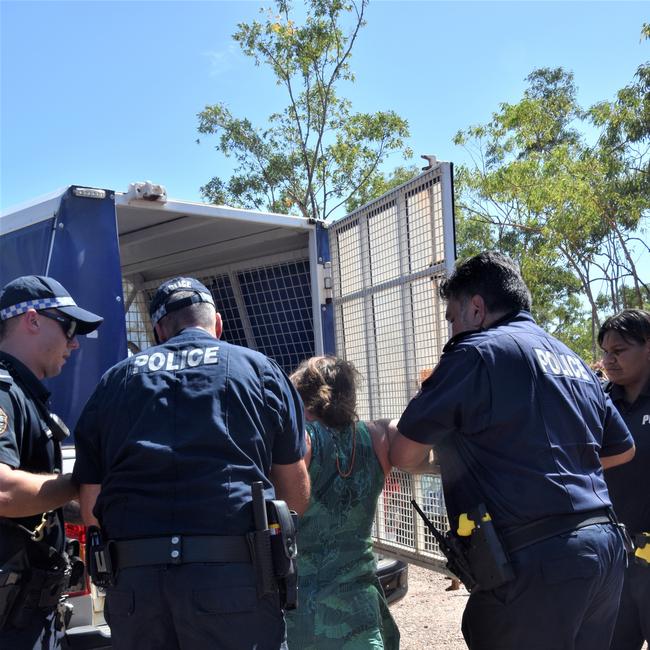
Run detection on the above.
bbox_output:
[39,310,78,341]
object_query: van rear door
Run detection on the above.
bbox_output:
[327,162,456,571]
[0,186,127,431]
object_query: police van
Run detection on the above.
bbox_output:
[0,162,456,645]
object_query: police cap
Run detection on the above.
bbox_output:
[0,275,103,335]
[149,277,215,327]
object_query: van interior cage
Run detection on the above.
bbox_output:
[328,162,456,570]
[122,249,315,376]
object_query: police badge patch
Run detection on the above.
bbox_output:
[0,407,7,435]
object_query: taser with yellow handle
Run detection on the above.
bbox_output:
[634,532,650,565]
[457,511,492,537]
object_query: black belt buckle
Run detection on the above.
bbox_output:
[169,535,182,565]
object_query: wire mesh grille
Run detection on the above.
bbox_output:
[373,470,449,565]
[367,200,399,285]
[236,260,314,373]
[205,275,248,347]
[121,257,314,375]
[330,166,454,568]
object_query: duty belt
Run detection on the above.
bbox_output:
[502,509,612,554]
[112,535,252,570]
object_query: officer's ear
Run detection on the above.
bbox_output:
[153,322,167,344]
[214,312,223,340]
[468,294,487,328]
[24,309,41,335]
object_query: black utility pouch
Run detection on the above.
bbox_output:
[0,569,24,631]
[86,526,114,588]
[64,537,85,592]
[464,504,515,591]
[33,566,68,609]
[266,501,297,577]
[266,500,298,610]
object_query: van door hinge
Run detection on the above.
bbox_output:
[322,261,333,301]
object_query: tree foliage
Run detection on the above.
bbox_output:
[197,0,411,220]
[453,34,649,359]
[344,164,421,212]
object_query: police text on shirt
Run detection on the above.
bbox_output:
[131,347,220,374]
[533,348,591,381]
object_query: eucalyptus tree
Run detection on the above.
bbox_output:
[453,44,649,358]
[198,0,411,220]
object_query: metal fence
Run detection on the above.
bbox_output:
[329,164,456,568]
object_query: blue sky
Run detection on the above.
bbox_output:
[1,1,648,214]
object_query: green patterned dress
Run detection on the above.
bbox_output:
[285,421,400,649]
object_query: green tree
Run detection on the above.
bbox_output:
[589,23,650,311]
[344,164,421,212]
[197,0,411,220]
[454,53,649,359]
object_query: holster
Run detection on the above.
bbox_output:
[0,567,24,631]
[0,519,74,631]
[86,526,115,588]
[247,483,277,601]
[8,560,70,629]
[246,483,299,610]
[634,532,650,566]
[266,500,298,610]
[460,504,514,592]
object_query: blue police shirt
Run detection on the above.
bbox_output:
[398,311,633,531]
[604,379,650,535]
[73,328,306,539]
[0,352,65,558]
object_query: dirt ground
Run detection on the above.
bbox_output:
[390,565,649,650]
[390,565,468,650]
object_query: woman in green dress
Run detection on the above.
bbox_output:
[286,356,400,649]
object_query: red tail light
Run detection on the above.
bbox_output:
[65,523,91,597]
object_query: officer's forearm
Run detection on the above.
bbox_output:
[0,464,78,517]
[271,460,311,516]
[601,445,635,470]
[389,432,432,472]
[383,420,439,473]
[79,483,101,527]
[406,450,440,474]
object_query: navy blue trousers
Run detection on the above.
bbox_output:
[609,560,650,650]
[461,523,626,650]
[104,563,287,650]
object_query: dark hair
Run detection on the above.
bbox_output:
[0,315,18,342]
[161,291,216,334]
[290,356,360,430]
[597,309,650,347]
[440,251,532,313]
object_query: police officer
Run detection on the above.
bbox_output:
[599,309,650,650]
[389,252,636,650]
[73,276,310,650]
[0,275,103,649]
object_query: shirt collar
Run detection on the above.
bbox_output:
[443,310,533,352]
[0,351,50,403]
[609,377,650,404]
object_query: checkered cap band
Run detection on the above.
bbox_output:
[151,292,214,327]
[0,297,76,321]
